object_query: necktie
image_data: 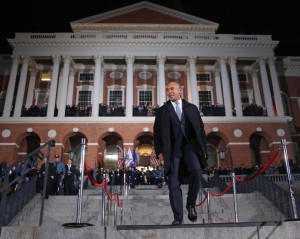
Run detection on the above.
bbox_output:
[175,101,182,120]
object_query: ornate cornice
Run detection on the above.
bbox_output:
[71,23,217,33]
[8,33,278,50]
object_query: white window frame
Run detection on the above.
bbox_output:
[76,85,93,106]
[137,85,155,106]
[107,84,125,106]
[198,85,214,106]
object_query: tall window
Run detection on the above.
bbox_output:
[240,91,250,105]
[79,73,94,82]
[198,91,212,107]
[238,73,247,82]
[139,90,153,105]
[109,90,123,106]
[78,91,92,106]
[196,73,210,82]
[36,90,49,106]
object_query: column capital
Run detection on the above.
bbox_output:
[156,55,166,65]
[52,55,61,64]
[229,56,237,65]
[218,56,228,65]
[187,55,197,64]
[62,55,72,64]
[267,57,276,65]
[94,55,103,64]
[125,55,135,64]
[257,57,267,65]
[21,55,30,63]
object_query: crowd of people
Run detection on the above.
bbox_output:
[15,102,268,118]
[88,166,165,189]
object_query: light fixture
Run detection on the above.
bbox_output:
[41,72,52,81]
[218,148,233,170]
[69,151,75,160]
[218,149,226,161]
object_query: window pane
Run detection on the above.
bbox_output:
[196,73,210,82]
[79,73,94,82]
[238,73,247,82]
[78,91,92,106]
[198,91,212,107]
[109,90,123,106]
[139,90,152,105]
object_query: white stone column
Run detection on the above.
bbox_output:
[25,69,37,108]
[3,56,19,117]
[268,57,284,116]
[99,69,104,104]
[157,55,166,106]
[258,57,274,116]
[14,56,30,117]
[251,70,262,106]
[229,57,243,117]
[92,55,103,117]
[219,57,232,116]
[186,68,192,102]
[66,68,75,106]
[47,55,61,117]
[125,55,134,117]
[58,56,71,117]
[215,69,223,105]
[57,72,63,107]
[188,56,199,107]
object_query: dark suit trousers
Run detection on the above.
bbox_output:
[167,148,202,220]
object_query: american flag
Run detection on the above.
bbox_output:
[149,148,160,166]
[117,147,124,170]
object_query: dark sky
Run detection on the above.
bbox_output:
[1,0,299,56]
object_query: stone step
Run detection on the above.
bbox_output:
[1,221,299,239]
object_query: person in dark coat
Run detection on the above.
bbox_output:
[153,81,208,226]
[39,157,55,199]
[64,159,79,195]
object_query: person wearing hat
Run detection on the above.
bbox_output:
[53,154,65,195]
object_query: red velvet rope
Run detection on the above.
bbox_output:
[196,194,208,207]
[209,181,233,197]
[235,150,280,183]
[84,161,122,206]
[196,148,281,206]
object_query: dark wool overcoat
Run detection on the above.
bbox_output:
[153,99,208,176]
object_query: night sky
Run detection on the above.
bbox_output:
[1,0,299,56]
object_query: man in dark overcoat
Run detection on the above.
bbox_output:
[154,81,208,225]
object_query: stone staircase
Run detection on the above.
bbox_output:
[1,184,298,239]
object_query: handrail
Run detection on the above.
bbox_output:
[0,140,55,234]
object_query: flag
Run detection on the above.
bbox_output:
[117,147,124,170]
[132,148,138,167]
[125,148,133,168]
[150,148,160,167]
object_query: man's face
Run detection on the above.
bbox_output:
[166,82,181,101]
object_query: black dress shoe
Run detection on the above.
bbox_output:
[186,205,197,222]
[171,219,183,226]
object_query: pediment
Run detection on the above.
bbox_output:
[71,1,219,33]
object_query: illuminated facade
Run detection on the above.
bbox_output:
[0,2,299,170]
